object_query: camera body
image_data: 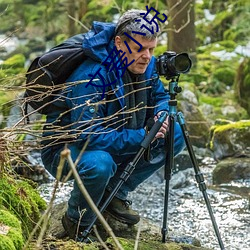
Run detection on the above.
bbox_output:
[156,51,192,79]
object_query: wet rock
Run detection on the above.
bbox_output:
[170,168,193,189]
[45,202,210,250]
[209,119,250,160]
[213,157,250,184]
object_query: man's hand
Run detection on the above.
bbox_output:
[154,111,169,139]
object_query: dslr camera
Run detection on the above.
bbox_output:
[156,51,192,79]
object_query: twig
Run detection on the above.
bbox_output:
[134,220,142,250]
[93,225,110,250]
[22,154,65,249]
[61,148,124,250]
[68,14,90,31]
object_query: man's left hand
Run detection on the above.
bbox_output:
[154,111,169,139]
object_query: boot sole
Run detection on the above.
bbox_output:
[105,210,140,225]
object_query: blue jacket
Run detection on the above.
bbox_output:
[44,21,170,156]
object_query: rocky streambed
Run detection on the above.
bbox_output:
[38,155,250,250]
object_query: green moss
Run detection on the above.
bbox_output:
[1,54,25,69]
[213,120,250,133]
[0,235,16,250]
[0,54,26,86]
[7,228,24,249]
[0,175,46,239]
[0,209,21,229]
[0,209,24,249]
[209,120,250,150]
[199,95,224,107]
[217,40,237,51]
[213,67,235,86]
[106,237,207,250]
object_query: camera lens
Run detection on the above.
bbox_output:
[174,53,192,73]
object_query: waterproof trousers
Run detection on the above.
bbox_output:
[41,122,185,226]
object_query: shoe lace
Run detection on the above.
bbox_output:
[123,199,132,209]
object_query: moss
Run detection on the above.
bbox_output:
[0,235,16,250]
[213,67,235,86]
[106,237,208,250]
[0,175,47,239]
[0,209,24,249]
[7,228,24,249]
[217,40,237,51]
[1,54,25,69]
[199,91,248,122]
[209,120,250,151]
[199,95,224,107]
[0,209,21,229]
[213,120,250,133]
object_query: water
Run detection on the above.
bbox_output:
[38,157,250,250]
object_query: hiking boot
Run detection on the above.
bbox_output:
[61,213,97,243]
[105,196,140,225]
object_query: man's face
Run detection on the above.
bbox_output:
[115,35,157,75]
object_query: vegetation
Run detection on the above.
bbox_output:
[0,0,250,248]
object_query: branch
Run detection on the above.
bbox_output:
[62,148,124,250]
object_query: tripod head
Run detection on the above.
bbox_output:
[168,76,182,100]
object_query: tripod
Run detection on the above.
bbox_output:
[82,77,225,250]
[162,77,225,249]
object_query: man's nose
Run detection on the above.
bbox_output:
[142,49,151,59]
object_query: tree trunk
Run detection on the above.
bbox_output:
[78,0,88,20]
[67,0,77,36]
[167,0,196,62]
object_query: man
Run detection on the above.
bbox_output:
[41,9,185,241]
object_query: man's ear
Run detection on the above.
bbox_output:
[115,36,122,48]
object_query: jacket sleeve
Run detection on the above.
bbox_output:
[65,62,146,156]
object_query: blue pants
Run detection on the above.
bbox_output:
[41,123,185,226]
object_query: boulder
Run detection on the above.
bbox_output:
[42,202,211,250]
[179,100,211,148]
[209,120,250,160]
[213,157,250,184]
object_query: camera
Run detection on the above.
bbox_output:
[156,51,192,79]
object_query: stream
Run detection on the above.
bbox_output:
[38,155,250,250]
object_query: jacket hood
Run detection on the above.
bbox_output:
[82,21,116,62]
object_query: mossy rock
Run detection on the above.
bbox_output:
[0,209,24,250]
[199,92,249,122]
[106,237,210,250]
[0,174,47,239]
[209,120,250,160]
[213,157,250,184]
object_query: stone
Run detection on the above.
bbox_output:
[179,100,211,148]
[213,157,250,184]
[209,120,250,160]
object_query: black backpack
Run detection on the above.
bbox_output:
[24,34,87,115]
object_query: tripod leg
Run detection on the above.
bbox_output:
[177,112,225,250]
[162,114,175,243]
[81,112,168,240]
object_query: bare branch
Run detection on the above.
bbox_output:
[63,148,124,250]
